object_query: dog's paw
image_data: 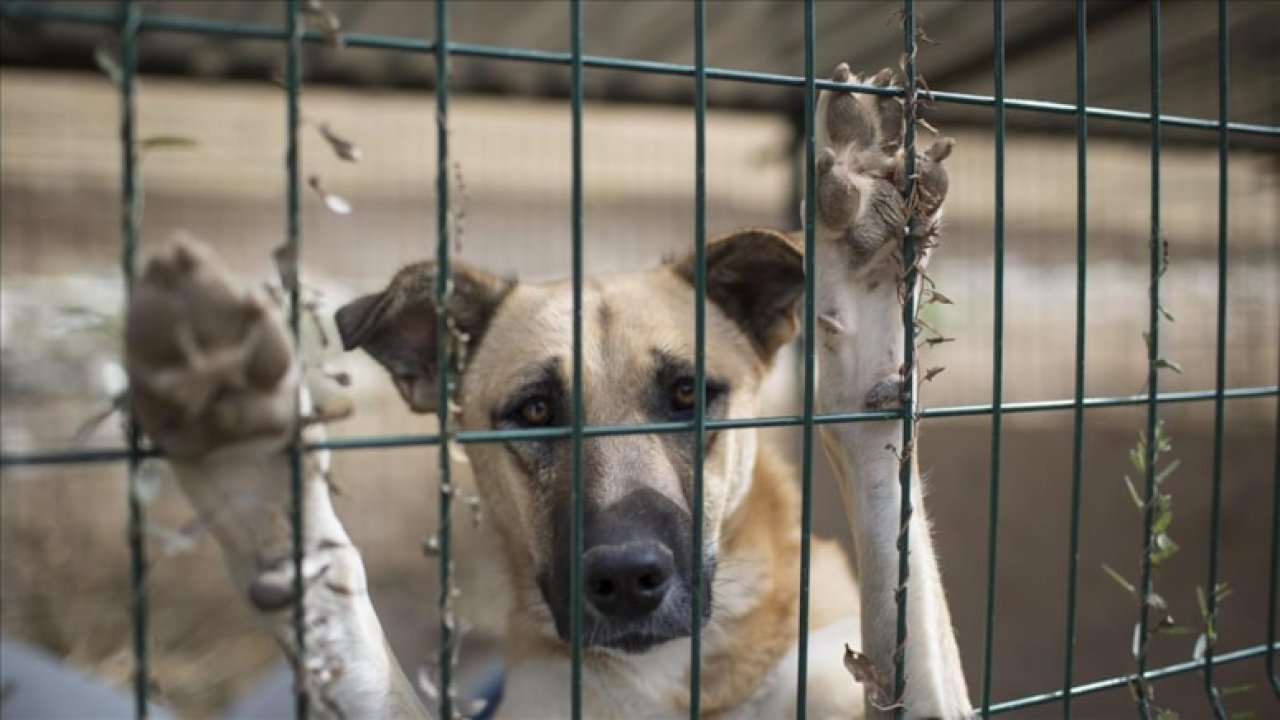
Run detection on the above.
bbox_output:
[125,237,296,459]
[814,64,954,275]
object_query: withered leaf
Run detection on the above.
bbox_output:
[317,122,362,162]
[272,243,298,293]
[843,645,890,693]
[94,46,123,85]
[308,175,353,215]
[140,135,199,151]
[304,0,345,48]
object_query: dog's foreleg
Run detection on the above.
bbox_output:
[811,65,970,719]
[125,238,428,719]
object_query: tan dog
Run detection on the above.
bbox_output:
[125,67,969,719]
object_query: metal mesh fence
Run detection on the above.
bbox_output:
[0,0,1277,718]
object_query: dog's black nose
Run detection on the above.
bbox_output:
[583,542,674,619]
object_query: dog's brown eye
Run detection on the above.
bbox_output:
[672,379,697,411]
[519,397,553,426]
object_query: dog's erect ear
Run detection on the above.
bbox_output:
[335,261,511,414]
[672,228,804,361]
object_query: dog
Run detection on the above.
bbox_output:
[124,65,969,719]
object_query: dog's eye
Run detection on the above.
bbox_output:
[672,378,697,412]
[518,397,554,426]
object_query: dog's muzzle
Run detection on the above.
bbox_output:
[542,488,714,653]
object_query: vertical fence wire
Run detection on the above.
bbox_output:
[1135,1,1162,716]
[432,1,455,717]
[689,0,707,714]
[1060,2,1088,717]
[283,1,308,717]
[894,0,919,715]
[1202,0,1230,717]
[118,1,148,716]
[1271,389,1280,696]
[568,0,585,717]
[794,0,817,716]
[980,1,1007,716]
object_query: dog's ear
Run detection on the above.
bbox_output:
[335,262,511,414]
[672,227,804,361]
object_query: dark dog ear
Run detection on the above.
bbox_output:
[334,292,395,351]
[672,227,804,361]
[334,262,511,414]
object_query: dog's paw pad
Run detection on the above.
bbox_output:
[814,65,955,275]
[889,136,956,223]
[126,236,295,458]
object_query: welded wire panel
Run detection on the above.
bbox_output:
[0,1,1279,716]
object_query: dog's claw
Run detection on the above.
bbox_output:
[864,376,905,410]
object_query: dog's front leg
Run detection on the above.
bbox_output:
[810,66,970,719]
[125,239,428,719]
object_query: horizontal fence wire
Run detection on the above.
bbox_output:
[1,1,1279,137]
[5,388,1276,468]
[988,642,1280,714]
[1,0,1278,717]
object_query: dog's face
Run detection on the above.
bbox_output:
[336,229,802,653]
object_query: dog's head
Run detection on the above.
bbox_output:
[336,228,802,653]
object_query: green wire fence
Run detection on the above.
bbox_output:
[0,1,1278,719]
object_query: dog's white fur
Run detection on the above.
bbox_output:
[124,69,970,718]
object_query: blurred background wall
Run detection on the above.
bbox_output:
[1,1,1277,717]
